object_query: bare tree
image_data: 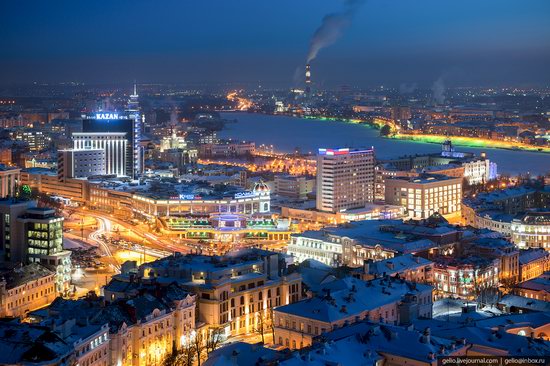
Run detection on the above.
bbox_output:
[253,310,267,344]
[500,276,517,296]
[193,331,205,366]
[205,326,225,355]
[267,306,275,343]
[162,339,196,366]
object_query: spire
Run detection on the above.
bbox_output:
[133,81,137,96]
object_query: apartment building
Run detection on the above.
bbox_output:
[0,263,56,318]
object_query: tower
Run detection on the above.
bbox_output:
[127,83,143,177]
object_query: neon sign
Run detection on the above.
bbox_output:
[95,113,120,120]
[234,191,257,199]
[171,194,202,200]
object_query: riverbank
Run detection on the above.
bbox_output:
[218,112,550,175]
[393,133,550,154]
[300,113,550,155]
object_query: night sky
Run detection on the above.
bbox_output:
[1,0,549,87]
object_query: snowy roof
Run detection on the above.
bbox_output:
[367,254,433,276]
[1,263,54,290]
[516,275,550,293]
[498,294,550,313]
[275,277,431,323]
[473,312,550,331]
[296,220,439,254]
[0,323,72,364]
[204,342,279,366]
[427,325,550,356]
[317,321,466,363]
[519,249,550,265]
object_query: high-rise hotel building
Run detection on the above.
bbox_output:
[59,85,143,180]
[316,148,375,213]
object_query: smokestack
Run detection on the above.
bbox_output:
[305,64,311,93]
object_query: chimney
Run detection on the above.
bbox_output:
[363,259,372,276]
[421,327,431,344]
[305,64,311,93]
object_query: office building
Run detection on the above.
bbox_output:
[316,148,375,213]
[57,148,106,179]
[72,132,128,177]
[16,130,51,151]
[274,175,315,200]
[21,168,89,204]
[385,174,462,220]
[0,200,71,293]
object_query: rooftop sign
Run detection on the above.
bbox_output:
[96,113,120,120]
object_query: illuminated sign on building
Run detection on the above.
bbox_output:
[234,191,257,199]
[95,113,120,120]
[170,194,202,200]
[318,148,374,156]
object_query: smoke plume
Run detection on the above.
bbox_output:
[431,76,445,105]
[306,0,365,63]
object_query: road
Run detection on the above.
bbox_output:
[88,216,122,272]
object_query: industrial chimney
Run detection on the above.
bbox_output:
[305,64,311,93]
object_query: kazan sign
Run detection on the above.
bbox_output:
[95,113,120,120]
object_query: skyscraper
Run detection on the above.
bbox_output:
[127,83,144,176]
[316,148,375,213]
[78,112,138,179]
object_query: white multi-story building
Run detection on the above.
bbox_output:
[58,149,106,179]
[462,156,497,185]
[73,132,128,177]
[316,148,375,213]
[385,174,462,220]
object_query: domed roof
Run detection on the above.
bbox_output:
[253,181,270,192]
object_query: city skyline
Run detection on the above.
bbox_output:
[1,2,550,366]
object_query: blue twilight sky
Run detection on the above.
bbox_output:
[1,0,549,87]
